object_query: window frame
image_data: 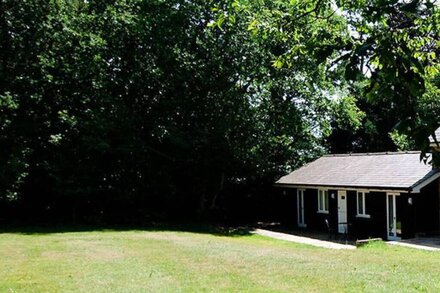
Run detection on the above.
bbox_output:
[317,189,329,214]
[356,191,370,218]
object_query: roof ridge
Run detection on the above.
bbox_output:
[323,151,421,157]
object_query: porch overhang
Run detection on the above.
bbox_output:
[409,172,440,193]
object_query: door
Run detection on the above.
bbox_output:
[338,191,347,233]
[387,193,401,240]
[297,189,306,227]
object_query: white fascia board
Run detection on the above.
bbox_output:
[410,172,440,193]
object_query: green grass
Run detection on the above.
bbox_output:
[1,227,440,292]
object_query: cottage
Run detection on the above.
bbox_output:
[275,149,440,240]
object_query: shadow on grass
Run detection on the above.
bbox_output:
[0,222,254,237]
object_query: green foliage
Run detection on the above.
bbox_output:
[1,0,438,220]
[336,0,440,150]
[332,96,365,131]
[231,0,440,154]
[389,129,414,151]
[0,0,336,220]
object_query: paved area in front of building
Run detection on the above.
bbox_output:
[252,228,356,250]
[388,237,440,251]
[253,227,440,251]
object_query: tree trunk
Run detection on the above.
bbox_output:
[210,172,225,210]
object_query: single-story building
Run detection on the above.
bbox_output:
[275,151,440,240]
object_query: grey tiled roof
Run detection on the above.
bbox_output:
[276,151,437,190]
[429,127,440,143]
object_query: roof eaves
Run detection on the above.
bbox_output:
[274,182,411,192]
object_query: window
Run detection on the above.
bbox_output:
[356,191,370,218]
[317,189,329,213]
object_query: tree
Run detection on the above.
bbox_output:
[336,0,440,155]
[0,0,347,222]
[229,0,439,155]
[3,0,434,223]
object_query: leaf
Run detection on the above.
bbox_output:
[272,58,284,69]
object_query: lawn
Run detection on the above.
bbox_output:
[1,226,440,292]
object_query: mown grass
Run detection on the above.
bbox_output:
[1,227,440,292]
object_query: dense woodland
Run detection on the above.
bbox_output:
[0,0,439,224]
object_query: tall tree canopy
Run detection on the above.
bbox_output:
[222,0,440,152]
[0,0,438,223]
